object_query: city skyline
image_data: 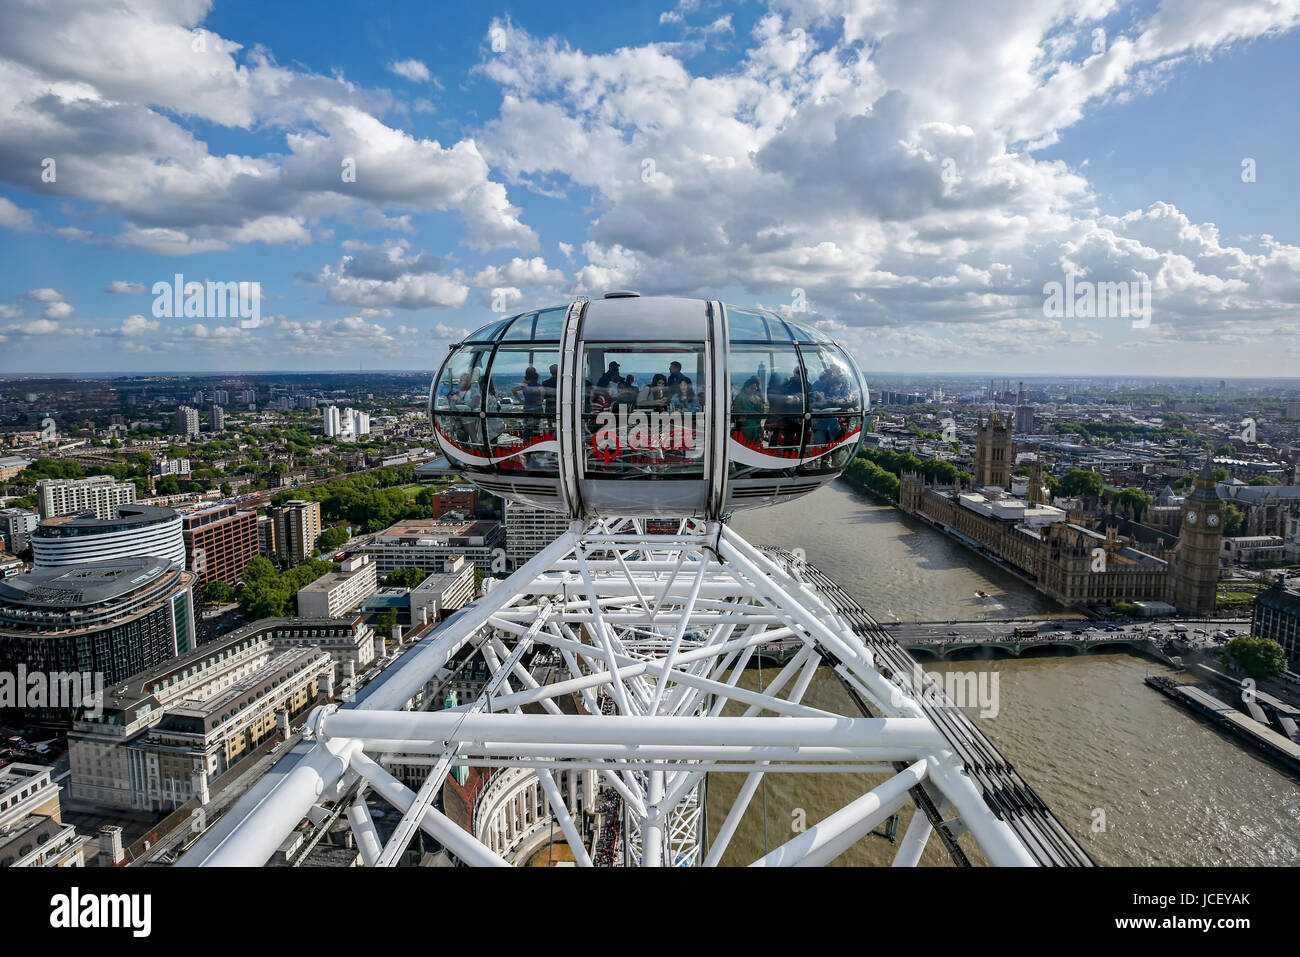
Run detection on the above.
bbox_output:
[0,0,1299,377]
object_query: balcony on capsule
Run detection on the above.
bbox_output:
[428,292,868,520]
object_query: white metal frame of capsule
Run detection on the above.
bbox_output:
[184,517,1042,868]
[426,293,870,520]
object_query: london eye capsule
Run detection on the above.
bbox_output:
[428,293,868,519]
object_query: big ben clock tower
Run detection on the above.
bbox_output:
[1173,454,1224,615]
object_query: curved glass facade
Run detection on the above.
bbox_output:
[430,297,867,519]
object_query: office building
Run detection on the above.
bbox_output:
[181,504,259,586]
[31,505,186,570]
[434,485,477,519]
[36,475,136,520]
[0,763,86,868]
[358,517,505,574]
[505,500,571,569]
[174,405,199,437]
[408,557,475,623]
[246,616,376,671]
[67,620,335,811]
[297,555,378,618]
[266,499,322,564]
[1252,578,1300,670]
[0,558,197,720]
[0,508,38,554]
[1013,402,1035,434]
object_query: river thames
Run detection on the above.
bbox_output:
[709,481,1300,866]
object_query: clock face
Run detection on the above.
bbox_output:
[1207,513,1220,527]
[1186,510,1198,524]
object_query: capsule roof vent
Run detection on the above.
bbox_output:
[603,290,641,299]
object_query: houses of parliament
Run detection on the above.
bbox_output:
[898,412,1223,613]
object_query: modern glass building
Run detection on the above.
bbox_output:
[0,557,196,721]
[429,293,868,518]
[31,504,186,570]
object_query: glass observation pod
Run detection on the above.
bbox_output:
[428,292,869,520]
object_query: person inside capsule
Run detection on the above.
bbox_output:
[670,378,700,413]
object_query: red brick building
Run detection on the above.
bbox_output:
[433,486,476,519]
[182,504,259,586]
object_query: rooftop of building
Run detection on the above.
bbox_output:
[88,614,364,717]
[179,502,255,528]
[0,762,52,798]
[0,556,176,608]
[35,474,128,487]
[161,645,327,723]
[371,517,499,540]
[1257,576,1300,609]
[298,557,373,594]
[34,504,179,536]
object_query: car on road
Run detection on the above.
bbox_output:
[946,631,960,636]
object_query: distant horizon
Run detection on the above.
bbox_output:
[4,369,1300,386]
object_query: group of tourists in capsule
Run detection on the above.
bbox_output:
[428,293,869,519]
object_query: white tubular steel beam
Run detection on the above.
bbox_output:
[893,797,948,867]
[536,768,593,867]
[321,712,946,751]
[347,794,384,867]
[349,751,507,868]
[180,737,363,867]
[750,760,927,868]
[330,743,930,762]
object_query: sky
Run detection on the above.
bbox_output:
[2,0,1300,377]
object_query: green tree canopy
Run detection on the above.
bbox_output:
[1221,503,1245,537]
[237,556,338,620]
[385,566,429,589]
[318,525,351,549]
[203,580,236,604]
[1221,636,1288,681]
[1113,487,1154,521]
[1061,468,1105,499]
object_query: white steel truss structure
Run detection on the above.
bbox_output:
[185,519,1091,868]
